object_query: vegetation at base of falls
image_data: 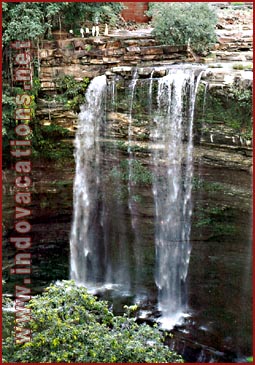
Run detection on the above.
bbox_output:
[195,83,253,138]
[2,281,14,347]
[32,124,73,160]
[3,280,183,363]
[194,205,236,237]
[55,75,90,113]
[110,160,153,186]
[116,141,149,153]
[147,2,217,54]
[192,178,225,192]
[106,158,152,203]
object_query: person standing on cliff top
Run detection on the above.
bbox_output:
[94,16,100,37]
[80,27,84,38]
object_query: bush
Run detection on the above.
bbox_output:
[232,63,253,70]
[4,280,183,363]
[147,2,217,54]
[32,123,73,160]
[55,75,90,112]
[110,159,153,185]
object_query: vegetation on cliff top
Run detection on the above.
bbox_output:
[2,2,123,44]
[147,2,217,54]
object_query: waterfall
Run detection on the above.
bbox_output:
[110,76,117,113]
[202,82,209,120]
[148,70,155,115]
[152,67,203,328]
[70,66,203,324]
[128,69,138,229]
[70,75,107,285]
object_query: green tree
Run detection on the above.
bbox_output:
[2,2,123,44]
[4,280,183,363]
[2,2,49,44]
[147,2,217,54]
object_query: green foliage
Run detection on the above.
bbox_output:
[85,44,92,52]
[32,123,73,160]
[2,2,123,43]
[107,158,152,204]
[2,298,14,349]
[147,2,217,54]
[2,2,47,44]
[229,85,252,117]
[111,160,153,185]
[59,2,123,31]
[115,141,149,154]
[232,63,253,70]
[4,280,183,363]
[195,83,252,136]
[194,205,236,236]
[192,178,225,192]
[56,75,90,112]
[2,71,73,161]
[2,280,15,363]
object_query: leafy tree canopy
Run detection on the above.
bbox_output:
[4,280,183,363]
[147,2,217,54]
[2,2,123,44]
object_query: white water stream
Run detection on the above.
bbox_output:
[70,66,203,329]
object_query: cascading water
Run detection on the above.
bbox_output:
[70,75,107,286]
[152,67,203,328]
[148,70,155,115]
[127,69,145,296]
[70,66,203,327]
[64,61,251,360]
[127,68,138,222]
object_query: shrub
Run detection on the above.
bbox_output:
[32,123,73,160]
[147,2,217,54]
[111,159,153,185]
[232,63,253,70]
[4,280,183,363]
[55,75,90,112]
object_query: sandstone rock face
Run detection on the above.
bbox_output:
[213,7,253,61]
[36,99,78,135]
[38,36,190,92]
